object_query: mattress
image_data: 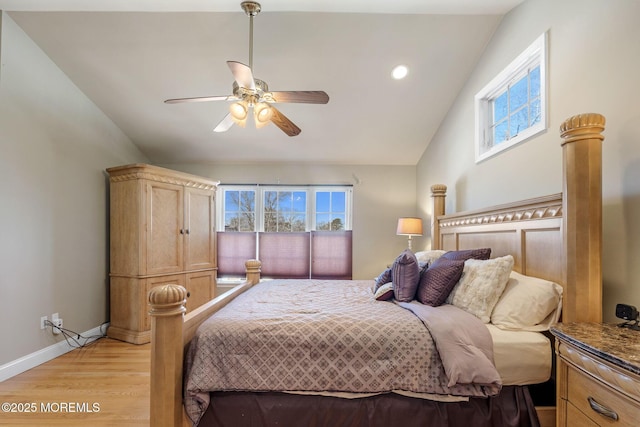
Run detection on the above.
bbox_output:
[268,326,552,404]
[487,324,552,385]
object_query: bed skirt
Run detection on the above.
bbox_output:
[196,386,539,427]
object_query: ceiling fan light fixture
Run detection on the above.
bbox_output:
[254,102,273,128]
[230,100,249,127]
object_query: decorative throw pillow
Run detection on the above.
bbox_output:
[374,267,392,292]
[416,258,465,306]
[391,249,420,302]
[374,282,394,301]
[414,250,446,266]
[441,248,491,262]
[491,271,563,331]
[446,255,514,323]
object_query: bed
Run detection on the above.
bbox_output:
[148,113,605,427]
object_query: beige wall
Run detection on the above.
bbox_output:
[0,13,148,366]
[161,162,418,281]
[416,0,640,322]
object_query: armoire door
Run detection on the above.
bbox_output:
[184,187,216,271]
[145,181,184,275]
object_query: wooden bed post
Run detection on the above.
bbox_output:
[560,113,605,323]
[148,284,187,427]
[245,259,262,285]
[430,184,447,250]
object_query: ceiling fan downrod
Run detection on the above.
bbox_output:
[241,1,261,70]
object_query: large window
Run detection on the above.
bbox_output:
[475,32,547,163]
[217,185,353,280]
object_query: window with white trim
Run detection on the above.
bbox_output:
[315,190,347,231]
[218,185,352,233]
[475,32,547,163]
[216,185,353,280]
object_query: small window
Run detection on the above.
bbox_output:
[224,189,256,231]
[315,190,346,231]
[475,32,547,163]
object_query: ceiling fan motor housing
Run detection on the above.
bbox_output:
[233,79,269,105]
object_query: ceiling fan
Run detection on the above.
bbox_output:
[164,1,329,137]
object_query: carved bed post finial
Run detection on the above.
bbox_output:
[560,113,605,323]
[430,184,447,250]
[245,259,262,285]
[148,284,187,427]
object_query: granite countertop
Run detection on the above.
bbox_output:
[551,322,640,376]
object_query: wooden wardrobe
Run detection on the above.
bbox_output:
[106,164,218,344]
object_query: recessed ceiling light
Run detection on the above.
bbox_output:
[392,65,408,80]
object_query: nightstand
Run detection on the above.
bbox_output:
[551,323,640,427]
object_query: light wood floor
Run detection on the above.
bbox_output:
[0,338,150,426]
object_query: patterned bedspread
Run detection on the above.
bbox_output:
[184,279,502,423]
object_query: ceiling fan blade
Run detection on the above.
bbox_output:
[270,106,301,137]
[268,91,329,104]
[213,113,235,133]
[164,95,234,104]
[227,61,255,90]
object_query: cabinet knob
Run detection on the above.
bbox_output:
[185,229,190,234]
[179,229,184,234]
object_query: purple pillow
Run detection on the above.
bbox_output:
[441,248,491,261]
[391,249,420,302]
[416,258,465,306]
[374,267,392,292]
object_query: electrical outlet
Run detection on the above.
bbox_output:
[50,313,61,335]
[52,318,63,335]
[40,316,48,329]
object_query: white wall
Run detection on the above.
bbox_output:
[0,12,148,367]
[161,162,418,281]
[416,0,640,322]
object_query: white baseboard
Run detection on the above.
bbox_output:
[0,323,109,382]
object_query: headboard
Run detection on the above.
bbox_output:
[430,113,605,324]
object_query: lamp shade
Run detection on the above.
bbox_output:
[396,217,423,236]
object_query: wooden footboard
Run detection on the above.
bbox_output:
[148,259,262,427]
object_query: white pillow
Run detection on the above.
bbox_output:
[491,271,563,331]
[414,250,446,265]
[446,255,514,323]
[373,282,394,301]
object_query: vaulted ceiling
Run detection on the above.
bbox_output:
[1,0,523,165]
